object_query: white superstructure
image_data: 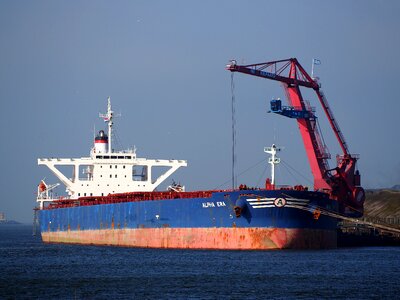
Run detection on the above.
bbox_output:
[37,98,187,208]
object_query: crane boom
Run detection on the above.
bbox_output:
[315,89,349,155]
[226,58,364,216]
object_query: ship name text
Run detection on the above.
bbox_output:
[202,201,226,208]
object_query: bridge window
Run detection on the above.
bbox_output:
[79,165,93,181]
[132,165,148,181]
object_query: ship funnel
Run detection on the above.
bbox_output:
[94,130,108,153]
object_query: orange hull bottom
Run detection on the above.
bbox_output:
[42,227,337,250]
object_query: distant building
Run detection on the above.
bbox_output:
[0,212,5,221]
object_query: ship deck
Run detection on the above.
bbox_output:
[43,185,311,210]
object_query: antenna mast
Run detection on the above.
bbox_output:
[99,97,114,153]
[264,144,281,185]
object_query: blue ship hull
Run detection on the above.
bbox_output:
[39,189,338,249]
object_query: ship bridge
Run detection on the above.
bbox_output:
[37,98,187,209]
[37,154,187,198]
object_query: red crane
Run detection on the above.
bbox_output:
[226,58,365,216]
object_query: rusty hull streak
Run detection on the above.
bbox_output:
[41,227,337,249]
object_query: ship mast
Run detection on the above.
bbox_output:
[99,97,114,153]
[264,144,281,185]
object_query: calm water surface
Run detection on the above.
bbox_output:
[0,225,399,299]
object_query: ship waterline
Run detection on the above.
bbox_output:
[41,227,337,250]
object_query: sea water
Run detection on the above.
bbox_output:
[0,225,399,299]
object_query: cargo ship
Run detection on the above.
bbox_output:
[35,58,365,249]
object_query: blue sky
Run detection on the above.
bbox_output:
[1,1,399,222]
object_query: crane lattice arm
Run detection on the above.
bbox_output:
[227,58,349,155]
[226,58,364,216]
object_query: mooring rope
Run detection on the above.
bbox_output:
[287,202,400,234]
